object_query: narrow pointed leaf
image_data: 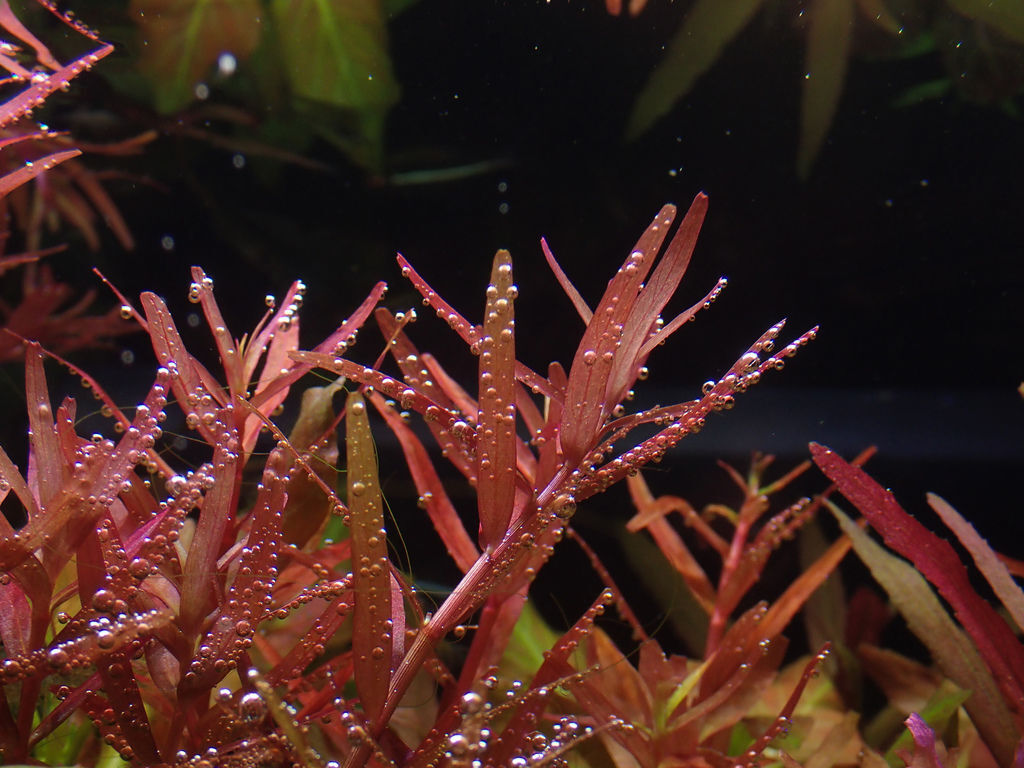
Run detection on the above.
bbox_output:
[0,41,113,130]
[476,250,517,549]
[561,204,674,464]
[0,150,82,198]
[626,0,765,139]
[825,496,1019,764]
[180,424,240,635]
[23,345,63,510]
[189,267,244,397]
[346,391,392,723]
[542,237,592,323]
[761,534,851,641]
[798,0,854,177]
[608,193,708,405]
[927,492,1024,634]
[141,291,225,444]
[812,443,1024,723]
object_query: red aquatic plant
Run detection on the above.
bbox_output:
[292,193,817,760]
[543,456,845,768]
[0,0,113,198]
[0,258,135,361]
[0,0,143,252]
[812,442,1024,765]
[0,267,385,765]
[0,2,139,361]
[0,126,148,251]
[0,197,817,767]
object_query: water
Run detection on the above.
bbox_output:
[3,0,1022,548]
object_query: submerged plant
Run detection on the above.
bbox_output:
[625,0,1024,177]
[812,443,1024,765]
[0,2,139,360]
[0,194,822,766]
[0,0,113,200]
[291,194,816,752]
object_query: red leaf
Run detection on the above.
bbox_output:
[559,202,677,465]
[476,250,518,549]
[811,442,1024,717]
[370,391,479,574]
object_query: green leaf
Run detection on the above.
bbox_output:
[626,0,766,140]
[798,0,855,178]
[272,0,399,167]
[501,599,564,682]
[131,0,264,113]
[945,0,1024,45]
[619,525,708,656]
[892,79,952,109]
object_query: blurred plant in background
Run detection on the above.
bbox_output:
[121,0,415,171]
[0,0,137,359]
[621,0,1024,177]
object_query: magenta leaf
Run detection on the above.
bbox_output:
[900,713,946,768]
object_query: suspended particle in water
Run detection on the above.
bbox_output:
[217,52,237,77]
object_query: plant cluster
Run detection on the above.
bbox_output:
[1,4,1023,768]
[0,191,825,766]
[0,0,138,359]
[623,0,1024,177]
[1,195,1020,766]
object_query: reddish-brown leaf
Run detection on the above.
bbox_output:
[370,391,478,573]
[346,391,392,723]
[559,203,676,465]
[811,442,1024,719]
[476,250,518,549]
[179,420,240,635]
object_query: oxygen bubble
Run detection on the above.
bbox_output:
[552,494,577,520]
[217,52,237,76]
[447,733,470,756]
[460,691,484,715]
[96,630,115,649]
[238,692,265,723]
[91,589,116,612]
[128,558,151,580]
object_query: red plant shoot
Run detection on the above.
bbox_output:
[0,195,822,767]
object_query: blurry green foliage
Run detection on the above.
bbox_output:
[128,0,409,169]
[628,0,1024,177]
